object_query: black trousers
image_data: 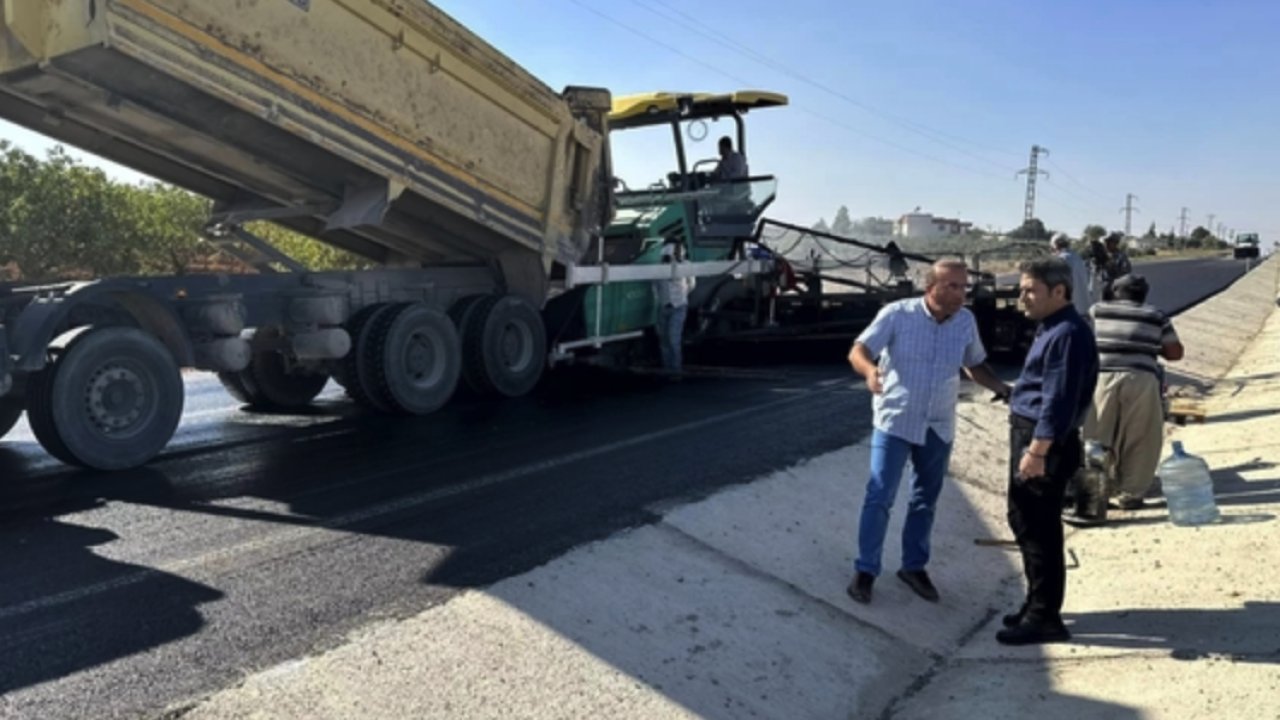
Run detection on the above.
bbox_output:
[1008,415,1082,623]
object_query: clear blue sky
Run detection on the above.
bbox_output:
[4,0,1276,239]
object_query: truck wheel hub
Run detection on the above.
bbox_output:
[86,365,146,432]
[405,331,443,386]
[500,322,533,372]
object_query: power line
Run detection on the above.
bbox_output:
[623,0,1020,174]
[565,0,756,87]
[1041,177,1104,211]
[565,0,1010,181]
[1044,158,1110,202]
[788,106,1010,181]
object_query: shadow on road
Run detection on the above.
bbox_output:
[0,493,221,697]
[1068,602,1280,664]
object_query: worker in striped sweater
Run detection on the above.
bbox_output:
[1086,274,1184,511]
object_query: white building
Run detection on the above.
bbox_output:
[894,210,973,240]
[1127,235,1159,252]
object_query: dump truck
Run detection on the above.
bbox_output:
[1233,233,1260,260]
[0,1,785,469]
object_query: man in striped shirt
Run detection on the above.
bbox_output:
[1087,274,1184,509]
[846,259,1011,605]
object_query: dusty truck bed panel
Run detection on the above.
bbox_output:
[0,0,609,267]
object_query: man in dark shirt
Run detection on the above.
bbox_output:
[1101,232,1132,300]
[1000,257,1099,645]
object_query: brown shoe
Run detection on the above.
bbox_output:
[846,572,874,604]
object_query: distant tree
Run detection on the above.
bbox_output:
[118,181,217,276]
[248,221,370,271]
[1081,224,1107,243]
[1144,222,1157,239]
[0,141,367,282]
[1009,218,1049,240]
[1189,225,1212,244]
[811,218,830,234]
[0,143,131,280]
[831,206,854,236]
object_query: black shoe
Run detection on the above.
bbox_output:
[1002,606,1027,629]
[847,572,874,604]
[1062,510,1107,528]
[1109,498,1145,511]
[896,569,940,602]
[996,620,1071,645]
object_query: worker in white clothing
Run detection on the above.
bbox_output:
[655,242,695,374]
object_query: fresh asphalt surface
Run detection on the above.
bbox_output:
[0,255,1252,719]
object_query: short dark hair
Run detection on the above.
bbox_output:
[1112,274,1150,303]
[1019,257,1073,300]
[718,135,733,150]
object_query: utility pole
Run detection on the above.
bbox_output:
[1119,193,1140,236]
[1178,207,1190,238]
[1207,213,1216,234]
[1015,145,1049,223]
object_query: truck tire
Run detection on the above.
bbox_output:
[216,369,254,405]
[243,327,329,411]
[366,303,461,415]
[0,398,23,440]
[332,304,374,390]
[26,327,184,470]
[448,294,486,329]
[219,328,328,412]
[342,303,398,413]
[445,294,487,398]
[459,294,546,398]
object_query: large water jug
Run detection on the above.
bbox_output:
[1158,441,1220,526]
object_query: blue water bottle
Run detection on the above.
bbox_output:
[1158,441,1220,526]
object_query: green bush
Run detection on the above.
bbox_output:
[0,142,367,282]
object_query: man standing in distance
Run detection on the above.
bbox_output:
[847,259,1010,604]
[1101,232,1133,300]
[1000,257,1098,644]
[1051,233,1093,319]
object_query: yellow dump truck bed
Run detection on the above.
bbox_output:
[0,0,611,269]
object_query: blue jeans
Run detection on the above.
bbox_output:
[658,304,687,370]
[855,428,952,576]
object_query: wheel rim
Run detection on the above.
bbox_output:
[83,360,156,439]
[498,320,534,374]
[403,327,446,390]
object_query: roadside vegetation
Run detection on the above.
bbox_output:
[0,143,367,283]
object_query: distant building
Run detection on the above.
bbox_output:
[894,210,974,240]
[1127,235,1159,252]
